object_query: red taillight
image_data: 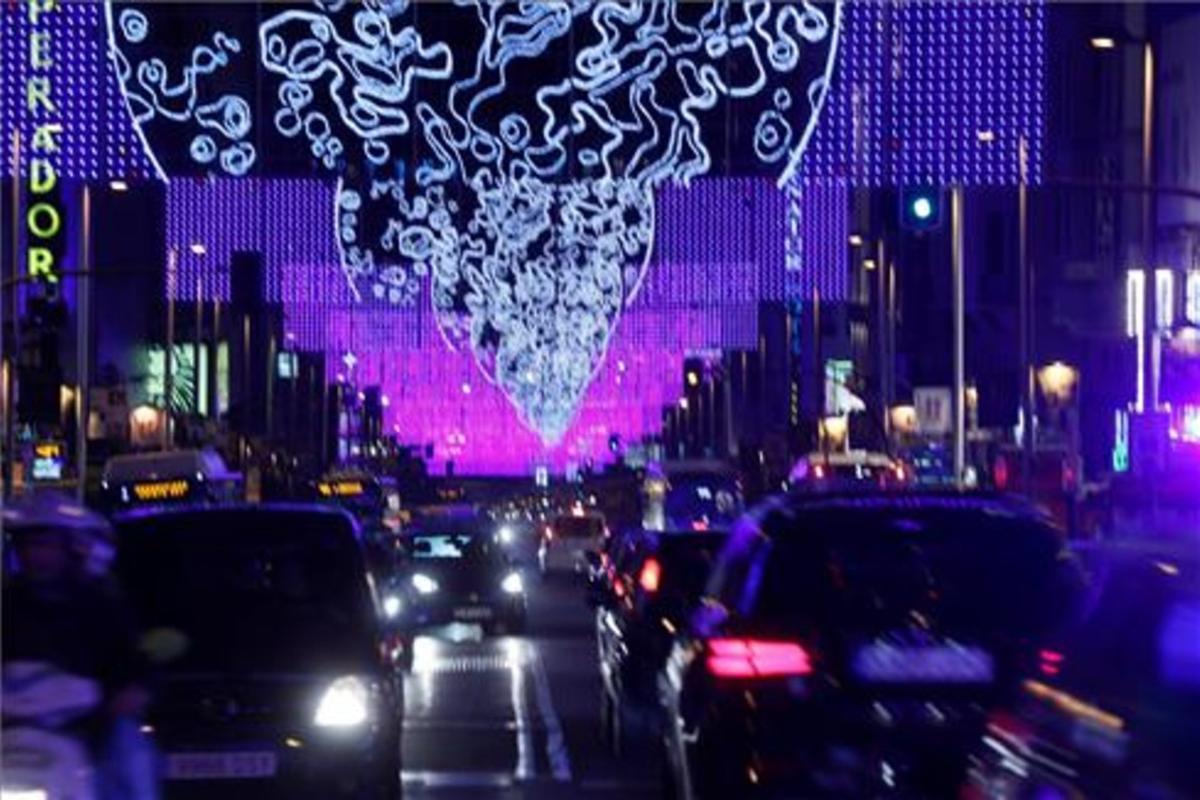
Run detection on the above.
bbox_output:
[706,638,813,678]
[1038,648,1065,676]
[690,519,709,531]
[638,557,662,593]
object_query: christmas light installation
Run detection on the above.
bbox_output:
[1,1,154,179]
[108,0,842,442]
[165,175,792,474]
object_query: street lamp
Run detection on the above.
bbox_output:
[1092,32,1159,411]
[1037,361,1079,406]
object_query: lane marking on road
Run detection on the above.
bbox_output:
[401,770,514,789]
[510,641,537,781]
[526,641,573,782]
[402,718,520,732]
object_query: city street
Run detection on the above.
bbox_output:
[401,574,658,800]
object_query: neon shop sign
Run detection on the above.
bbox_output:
[24,0,64,289]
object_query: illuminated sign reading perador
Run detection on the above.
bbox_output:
[25,0,64,289]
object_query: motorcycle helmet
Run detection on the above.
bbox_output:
[2,492,115,578]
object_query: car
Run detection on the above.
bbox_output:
[493,517,541,569]
[965,539,1200,800]
[595,528,729,755]
[114,505,403,799]
[659,491,1082,799]
[102,449,242,512]
[787,450,911,490]
[539,511,607,576]
[393,516,527,635]
[642,460,743,533]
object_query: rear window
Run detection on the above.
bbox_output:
[409,533,500,564]
[664,475,742,529]
[116,511,373,670]
[748,508,1079,641]
[555,516,604,539]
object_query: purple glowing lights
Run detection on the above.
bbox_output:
[166,176,792,473]
[1,2,154,180]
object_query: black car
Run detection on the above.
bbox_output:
[659,492,1082,799]
[595,528,728,755]
[393,519,527,635]
[115,505,403,799]
[965,540,1200,800]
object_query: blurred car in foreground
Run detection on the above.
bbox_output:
[966,540,1200,800]
[394,518,527,635]
[595,528,728,754]
[660,492,1081,799]
[539,511,607,576]
[788,450,911,491]
[115,505,402,799]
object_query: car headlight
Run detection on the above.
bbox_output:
[2,790,49,800]
[411,573,439,595]
[313,676,370,728]
[498,526,514,544]
[382,595,402,618]
[501,572,524,594]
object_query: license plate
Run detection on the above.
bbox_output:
[166,751,277,780]
[852,643,994,684]
[453,606,493,621]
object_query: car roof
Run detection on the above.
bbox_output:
[803,450,896,467]
[103,449,235,482]
[114,502,360,532]
[769,488,1052,527]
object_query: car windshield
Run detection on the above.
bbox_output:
[116,511,373,672]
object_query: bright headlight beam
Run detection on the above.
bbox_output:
[383,595,402,618]
[501,572,524,595]
[314,676,369,727]
[498,526,514,544]
[411,573,439,595]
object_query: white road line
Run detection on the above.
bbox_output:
[527,641,573,782]
[401,770,514,789]
[510,643,537,781]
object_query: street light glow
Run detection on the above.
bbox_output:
[1090,36,1117,50]
[848,234,864,247]
[109,180,129,192]
[976,130,996,143]
[189,242,207,255]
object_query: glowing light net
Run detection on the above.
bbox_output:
[109,0,840,441]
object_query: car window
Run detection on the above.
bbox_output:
[410,533,500,563]
[747,507,1080,642]
[116,512,374,671]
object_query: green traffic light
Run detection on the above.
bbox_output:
[912,196,934,220]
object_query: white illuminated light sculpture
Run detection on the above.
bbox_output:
[108,0,841,442]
